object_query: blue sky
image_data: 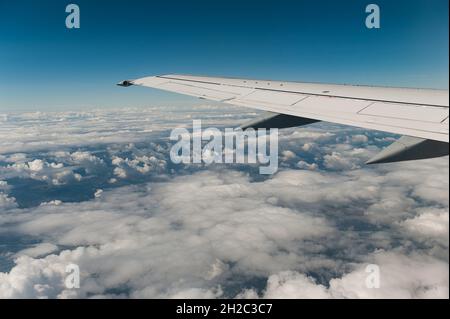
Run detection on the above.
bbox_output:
[0,0,448,111]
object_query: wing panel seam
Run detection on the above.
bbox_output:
[157,76,448,108]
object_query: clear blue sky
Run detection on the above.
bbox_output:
[0,0,448,111]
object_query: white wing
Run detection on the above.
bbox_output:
[119,74,449,163]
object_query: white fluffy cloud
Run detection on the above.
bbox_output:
[1,164,448,299]
[252,251,448,299]
[0,106,448,299]
[0,193,17,210]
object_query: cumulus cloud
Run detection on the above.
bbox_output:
[402,209,449,238]
[250,251,448,299]
[0,106,448,299]
[262,271,330,298]
[16,243,59,258]
[1,164,448,299]
[0,155,85,186]
[111,153,167,178]
[0,171,336,297]
[0,193,17,210]
[296,161,318,170]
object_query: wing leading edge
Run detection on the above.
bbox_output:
[118,74,449,163]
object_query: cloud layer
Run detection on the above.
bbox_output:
[0,106,448,299]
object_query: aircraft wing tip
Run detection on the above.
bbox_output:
[117,80,134,87]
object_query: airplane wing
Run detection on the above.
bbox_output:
[118,74,449,164]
